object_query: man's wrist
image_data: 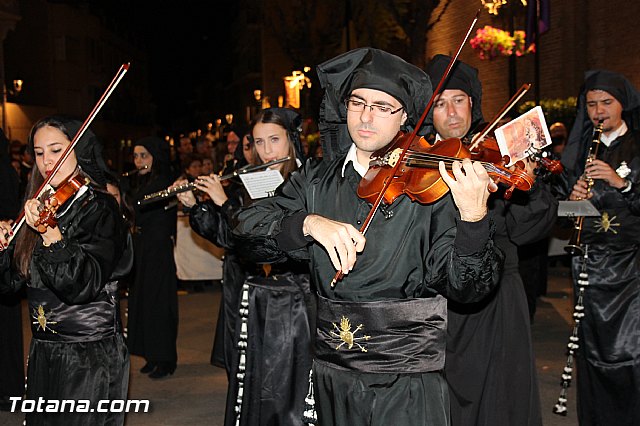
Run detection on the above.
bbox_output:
[42,236,62,247]
[459,208,487,222]
[617,178,633,192]
[302,214,314,237]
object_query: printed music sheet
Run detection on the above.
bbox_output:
[494,106,552,166]
[239,169,284,199]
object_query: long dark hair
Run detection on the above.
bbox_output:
[12,118,92,278]
[249,109,302,180]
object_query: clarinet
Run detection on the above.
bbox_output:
[553,120,604,416]
[564,120,604,256]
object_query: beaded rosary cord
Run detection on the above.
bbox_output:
[553,246,589,416]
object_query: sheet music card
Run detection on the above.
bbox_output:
[494,105,552,166]
[239,169,284,199]
[558,200,601,217]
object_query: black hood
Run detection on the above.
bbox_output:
[562,70,640,174]
[424,54,484,137]
[317,47,432,160]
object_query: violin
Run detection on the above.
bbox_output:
[33,175,90,233]
[357,131,534,205]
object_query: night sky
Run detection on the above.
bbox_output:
[94,1,239,131]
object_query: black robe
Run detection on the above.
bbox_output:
[0,186,132,426]
[188,182,249,372]
[189,184,312,426]
[445,181,557,426]
[124,172,178,365]
[234,154,503,426]
[557,129,640,426]
[0,156,23,408]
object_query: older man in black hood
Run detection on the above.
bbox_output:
[235,48,504,426]
[425,54,484,141]
[555,70,640,426]
[425,54,553,426]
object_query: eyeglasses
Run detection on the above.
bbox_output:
[344,99,404,118]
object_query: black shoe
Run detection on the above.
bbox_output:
[140,362,156,374]
[149,364,176,379]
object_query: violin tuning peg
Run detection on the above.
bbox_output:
[504,185,515,200]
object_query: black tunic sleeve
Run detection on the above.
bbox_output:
[31,194,129,305]
[235,159,503,302]
[189,196,242,249]
[505,181,559,246]
[234,163,313,263]
[0,243,27,295]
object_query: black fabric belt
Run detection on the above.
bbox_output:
[315,294,447,374]
[27,284,119,343]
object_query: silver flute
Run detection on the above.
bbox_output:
[137,156,290,206]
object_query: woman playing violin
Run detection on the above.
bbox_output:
[0,116,132,426]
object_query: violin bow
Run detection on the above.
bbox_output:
[331,11,480,287]
[469,83,531,151]
[6,63,130,245]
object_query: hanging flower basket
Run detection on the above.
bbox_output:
[469,26,535,60]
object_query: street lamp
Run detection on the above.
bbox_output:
[283,69,311,109]
[480,0,527,16]
[2,79,24,133]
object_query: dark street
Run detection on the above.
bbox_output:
[1,264,579,426]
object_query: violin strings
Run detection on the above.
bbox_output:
[395,154,511,179]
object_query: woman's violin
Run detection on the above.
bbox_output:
[34,175,90,233]
[357,131,535,205]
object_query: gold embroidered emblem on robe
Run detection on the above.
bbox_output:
[329,316,370,352]
[594,212,620,234]
[32,305,58,333]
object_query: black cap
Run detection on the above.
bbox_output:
[317,48,432,160]
[317,48,432,130]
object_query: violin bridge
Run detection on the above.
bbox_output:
[384,149,402,167]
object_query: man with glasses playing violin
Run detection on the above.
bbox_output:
[234,48,504,426]
[555,70,640,426]
[425,54,556,426]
